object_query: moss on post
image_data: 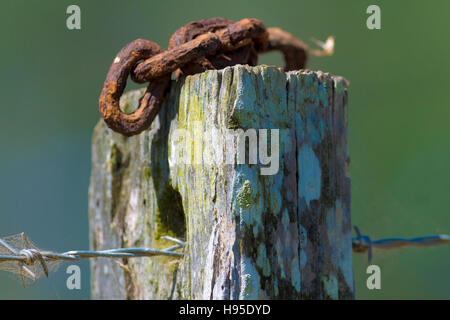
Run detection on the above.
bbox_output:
[89,65,353,299]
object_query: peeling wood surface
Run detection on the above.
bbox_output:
[89,65,353,299]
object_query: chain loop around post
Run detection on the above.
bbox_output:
[99,18,310,137]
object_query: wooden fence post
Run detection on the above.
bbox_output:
[89,65,354,299]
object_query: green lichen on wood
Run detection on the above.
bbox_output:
[236,180,255,209]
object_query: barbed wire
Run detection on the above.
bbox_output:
[0,233,185,285]
[0,228,449,285]
[352,226,450,263]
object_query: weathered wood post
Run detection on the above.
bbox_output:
[89,65,353,299]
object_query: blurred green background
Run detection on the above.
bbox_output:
[0,0,449,299]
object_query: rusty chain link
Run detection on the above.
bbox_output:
[99,18,313,137]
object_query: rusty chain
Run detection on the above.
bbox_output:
[99,18,312,137]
